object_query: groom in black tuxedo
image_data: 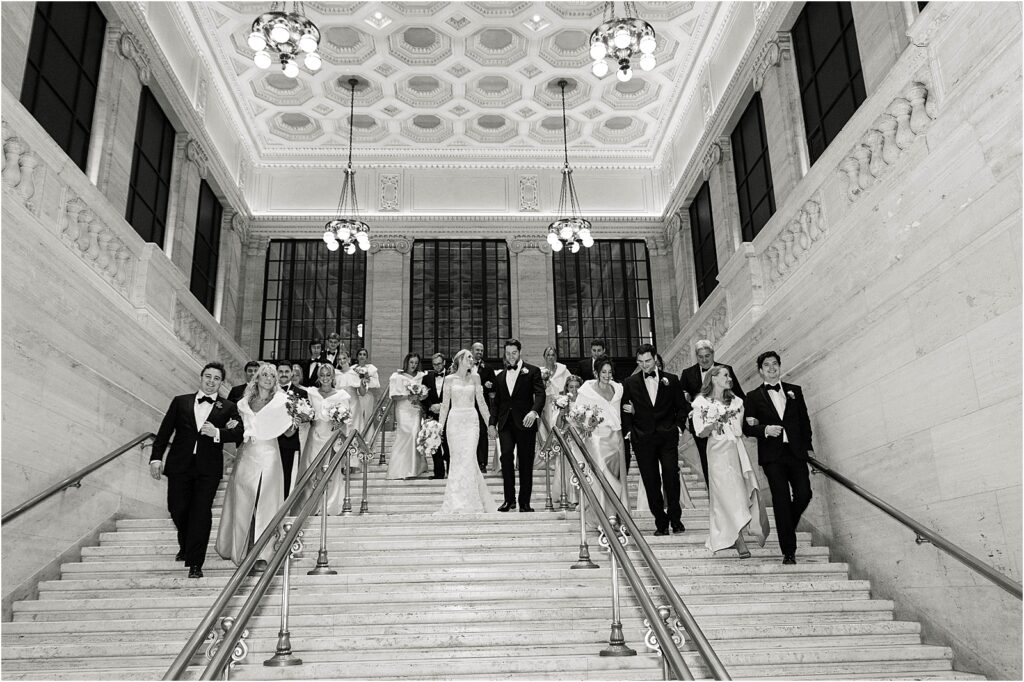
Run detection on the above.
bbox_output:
[471,342,497,473]
[621,344,687,536]
[150,362,243,577]
[742,350,814,565]
[488,338,546,512]
[679,339,746,488]
[422,353,450,479]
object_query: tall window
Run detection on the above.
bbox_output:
[731,92,776,242]
[126,87,176,245]
[190,180,222,314]
[261,240,367,361]
[410,240,512,363]
[553,240,655,370]
[689,182,718,305]
[791,2,867,165]
[20,2,106,172]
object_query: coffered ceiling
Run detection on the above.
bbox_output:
[173,1,720,166]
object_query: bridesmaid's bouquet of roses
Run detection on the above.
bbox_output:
[540,367,552,384]
[568,403,604,437]
[286,396,315,425]
[327,404,352,427]
[352,366,370,385]
[416,419,443,459]
[406,383,428,400]
[553,395,570,410]
[695,401,741,436]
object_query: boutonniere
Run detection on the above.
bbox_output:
[214,401,223,409]
[520,367,528,375]
[660,377,669,387]
[786,390,796,399]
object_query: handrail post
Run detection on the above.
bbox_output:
[341,437,354,516]
[308,454,337,575]
[377,405,387,466]
[645,605,685,680]
[204,616,249,681]
[600,516,637,657]
[538,434,558,512]
[359,439,371,514]
[568,447,598,570]
[264,522,303,667]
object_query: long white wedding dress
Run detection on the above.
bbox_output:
[437,374,495,513]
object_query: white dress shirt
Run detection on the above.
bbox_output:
[644,370,660,406]
[505,361,521,395]
[765,383,789,443]
[193,392,220,452]
[434,373,445,396]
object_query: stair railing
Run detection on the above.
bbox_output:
[807,455,1023,600]
[162,391,391,680]
[554,419,732,680]
[1,432,155,524]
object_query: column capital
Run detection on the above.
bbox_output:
[116,30,151,86]
[368,234,413,254]
[185,137,209,179]
[246,233,271,257]
[752,34,792,92]
[701,142,722,180]
[507,234,552,255]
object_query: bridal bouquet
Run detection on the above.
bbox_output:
[327,404,352,427]
[406,383,428,400]
[352,366,370,384]
[553,395,570,410]
[568,403,604,437]
[695,401,741,436]
[417,419,443,458]
[286,396,315,424]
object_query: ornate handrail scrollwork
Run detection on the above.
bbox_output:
[203,617,249,681]
[644,605,686,681]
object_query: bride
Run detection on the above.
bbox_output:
[437,349,495,513]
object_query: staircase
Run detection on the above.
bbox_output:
[3,434,983,680]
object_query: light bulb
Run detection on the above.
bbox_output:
[639,33,656,54]
[639,53,656,72]
[559,225,573,241]
[617,66,632,82]
[282,58,299,78]
[582,235,595,248]
[345,242,357,255]
[247,31,267,51]
[550,239,564,252]
[298,33,318,53]
[304,52,322,71]
[357,232,370,247]
[578,228,591,241]
[270,24,290,44]
[326,239,340,251]
[253,50,272,69]
[613,27,631,49]
[591,60,609,78]
[546,232,559,245]
[358,239,370,251]
[589,40,607,61]
[323,229,335,243]
[337,226,351,242]
[570,241,581,253]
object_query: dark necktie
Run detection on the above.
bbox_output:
[197,395,214,405]
[766,384,781,392]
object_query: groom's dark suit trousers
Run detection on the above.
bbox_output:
[762,445,812,556]
[167,472,219,569]
[499,425,535,506]
[633,432,682,531]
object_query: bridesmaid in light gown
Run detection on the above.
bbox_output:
[353,348,381,432]
[387,353,427,480]
[538,346,570,450]
[216,362,293,568]
[300,363,352,515]
[437,349,495,513]
[333,349,363,473]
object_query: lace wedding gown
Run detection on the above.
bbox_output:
[438,376,495,513]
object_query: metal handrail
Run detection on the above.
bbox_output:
[548,424,695,679]
[162,392,393,680]
[1,433,156,524]
[559,421,732,680]
[807,456,1023,600]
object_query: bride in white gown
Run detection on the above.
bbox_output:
[437,349,495,514]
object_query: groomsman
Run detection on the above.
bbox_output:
[471,341,496,472]
[150,362,242,578]
[276,360,308,498]
[576,338,607,381]
[679,339,746,488]
[742,351,814,565]
[488,339,546,512]
[621,344,687,536]
[227,361,259,403]
[300,340,324,387]
[321,333,342,368]
[422,353,450,479]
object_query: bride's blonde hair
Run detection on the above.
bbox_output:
[451,349,473,375]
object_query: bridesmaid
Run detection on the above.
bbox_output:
[387,353,427,480]
[537,346,570,449]
[353,347,380,433]
[333,349,363,472]
[299,363,352,515]
[216,362,293,570]
[574,358,629,529]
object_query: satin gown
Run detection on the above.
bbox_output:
[691,396,769,552]
[334,368,364,473]
[575,381,630,529]
[387,371,427,479]
[299,389,352,515]
[537,363,570,457]
[352,363,380,434]
[438,377,495,513]
[216,391,290,566]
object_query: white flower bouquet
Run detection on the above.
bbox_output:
[406,383,428,400]
[286,396,315,424]
[353,366,370,384]
[554,394,570,410]
[416,419,443,458]
[694,401,740,436]
[568,403,604,437]
[327,404,352,427]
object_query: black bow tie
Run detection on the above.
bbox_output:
[197,395,215,405]
[506,364,516,371]
[765,384,781,392]
[644,371,658,379]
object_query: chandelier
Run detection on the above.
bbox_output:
[247,2,321,78]
[589,1,657,82]
[546,80,593,254]
[323,78,370,254]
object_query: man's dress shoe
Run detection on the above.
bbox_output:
[175,550,186,562]
[671,523,685,534]
[519,506,535,512]
[188,566,204,579]
[497,502,516,512]
[782,554,797,565]
[653,529,669,537]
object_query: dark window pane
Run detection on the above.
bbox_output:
[189,180,223,313]
[688,182,719,304]
[126,87,175,245]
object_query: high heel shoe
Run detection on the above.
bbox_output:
[737,549,752,559]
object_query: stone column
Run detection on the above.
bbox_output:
[703,138,743,270]
[669,209,699,329]
[507,236,554,363]
[366,234,412,375]
[1,3,35,96]
[646,234,678,349]
[216,208,245,337]
[850,2,911,95]
[87,25,150,214]
[238,233,270,359]
[753,33,809,204]
[164,135,206,277]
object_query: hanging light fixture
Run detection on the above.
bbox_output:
[323,78,370,255]
[546,79,593,254]
[248,2,322,78]
[589,1,657,82]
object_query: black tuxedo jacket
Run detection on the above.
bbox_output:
[679,362,745,435]
[150,394,243,477]
[489,363,546,432]
[576,358,602,382]
[476,363,497,411]
[227,384,247,404]
[278,384,308,452]
[299,358,325,387]
[422,370,446,421]
[620,371,686,444]
[741,382,814,465]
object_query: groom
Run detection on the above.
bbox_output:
[488,338,546,512]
